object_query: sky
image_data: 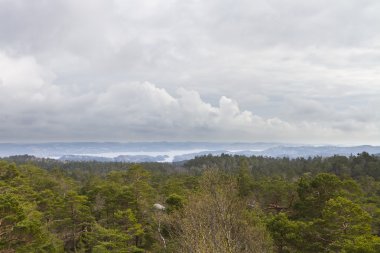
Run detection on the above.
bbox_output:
[0,0,379,144]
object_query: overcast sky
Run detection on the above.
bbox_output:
[0,0,379,144]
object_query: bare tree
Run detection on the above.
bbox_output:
[167,170,273,253]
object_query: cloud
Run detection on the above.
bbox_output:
[68,81,298,141]
[0,50,290,141]
[0,50,376,144]
[0,0,379,144]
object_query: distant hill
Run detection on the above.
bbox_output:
[1,142,380,162]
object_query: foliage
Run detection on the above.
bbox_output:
[1,152,380,252]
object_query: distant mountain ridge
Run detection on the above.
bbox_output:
[1,142,380,162]
[59,154,169,163]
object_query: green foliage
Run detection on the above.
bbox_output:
[165,194,185,212]
[252,177,296,210]
[0,193,63,252]
[295,173,343,218]
[0,162,20,180]
[269,179,376,253]
[312,197,372,251]
[267,213,309,252]
[1,152,380,253]
[341,235,380,253]
[237,158,253,197]
[85,223,131,252]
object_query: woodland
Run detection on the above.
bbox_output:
[1,152,380,252]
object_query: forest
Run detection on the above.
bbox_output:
[1,152,380,253]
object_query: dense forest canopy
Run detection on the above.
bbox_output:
[1,152,380,252]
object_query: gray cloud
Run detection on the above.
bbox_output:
[0,0,379,144]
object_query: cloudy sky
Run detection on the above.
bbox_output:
[0,0,380,144]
